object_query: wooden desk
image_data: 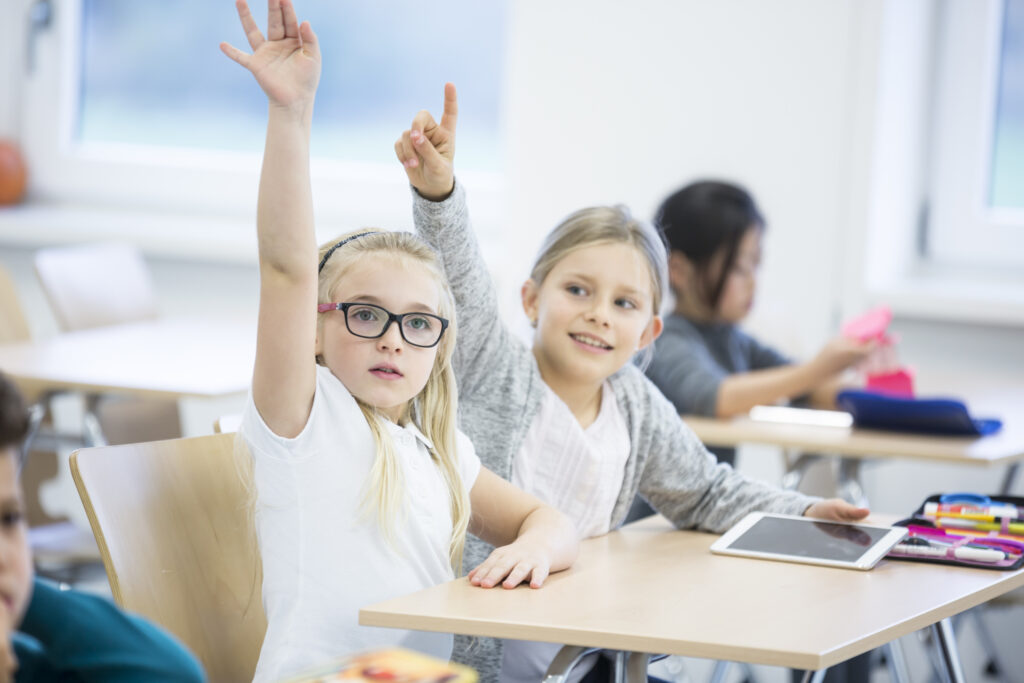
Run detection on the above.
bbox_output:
[361,516,1024,681]
[0,318,255,401]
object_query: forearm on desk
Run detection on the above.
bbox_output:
[716,360,838,417]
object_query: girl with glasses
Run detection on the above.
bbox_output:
[220,3,578,681]
[395,85,871,683]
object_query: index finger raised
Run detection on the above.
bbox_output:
[440,82,458,134]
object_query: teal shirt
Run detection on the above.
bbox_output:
[13,578,205,683]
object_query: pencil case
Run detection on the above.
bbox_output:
[835,390,1002,436]
[890,493,1024,571]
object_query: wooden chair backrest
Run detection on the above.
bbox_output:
[34,243,158,331]
[70,433,266,682]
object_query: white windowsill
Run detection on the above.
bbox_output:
[0,201,259,264]
[0,173,505,266]
[868,265,1024,328]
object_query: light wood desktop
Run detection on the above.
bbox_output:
[0,318,254,401]
[361,515,1024,682]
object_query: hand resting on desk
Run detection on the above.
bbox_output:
[464,469,580,590]
[803,498,871,522]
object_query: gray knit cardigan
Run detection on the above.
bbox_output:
[411,183,817,682]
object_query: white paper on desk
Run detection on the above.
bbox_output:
[749,405,854,428]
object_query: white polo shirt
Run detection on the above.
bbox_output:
[240,365,481,683]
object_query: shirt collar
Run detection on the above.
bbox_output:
[387,419,435,451]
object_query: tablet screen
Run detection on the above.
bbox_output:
[726,516,893,562]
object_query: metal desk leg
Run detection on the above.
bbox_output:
[798,670,827,683]
[708,660,730,683]
[542,645,598,683]
[999,462,1020,496]
[624,652,649,683]
[930,618,966,683]
[82,394,108,447]
[836,458,869,507]
[709,660,759,683]
[781,452,819,491]
[967,607,1007,680]
[613,652,626,683]
[883,639,910,683]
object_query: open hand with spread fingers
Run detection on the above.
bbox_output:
[220,0,321,114]
[395,83,458,201]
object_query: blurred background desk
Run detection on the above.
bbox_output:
[0,317,254,529]
[0,317,254,405]
[682,389,1024,507]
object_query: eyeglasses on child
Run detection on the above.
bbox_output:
[317,302,449,348]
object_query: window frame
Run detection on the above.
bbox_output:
[18,0,504,246]
[927,0,1024,269]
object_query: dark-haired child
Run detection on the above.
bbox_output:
[646,180,881,466]
[0,373,206,683]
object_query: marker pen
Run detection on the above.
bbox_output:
[936,517,1024,534]
[924,502,1019,519]
[890,543,1005,563]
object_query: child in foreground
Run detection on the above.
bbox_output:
[394,85,869,683]
[0,373,205,683]
[220,3,578,682]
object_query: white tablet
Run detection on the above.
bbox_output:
[710,512,907,570]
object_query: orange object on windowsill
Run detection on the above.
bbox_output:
[0,140,27,206]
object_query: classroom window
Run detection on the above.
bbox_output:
[927,0,1024,269]
[989,0,1024,209]
[21,0,506,225]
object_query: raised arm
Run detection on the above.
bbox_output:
[395,86,523,396]
[221,0,321,436]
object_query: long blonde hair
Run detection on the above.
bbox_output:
[530,205,668,369]
[315,229,470,572]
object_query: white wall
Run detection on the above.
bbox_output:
[502,1,868,352]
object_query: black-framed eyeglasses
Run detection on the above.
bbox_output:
[316,302,449,348]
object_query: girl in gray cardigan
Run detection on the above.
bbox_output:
[394,84,869,683]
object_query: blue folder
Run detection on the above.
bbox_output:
[835,390,1003,436]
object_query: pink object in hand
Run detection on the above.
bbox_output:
[842,306,893,342]
[866,368,915,398]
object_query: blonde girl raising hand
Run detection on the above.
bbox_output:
[223,4,577,682]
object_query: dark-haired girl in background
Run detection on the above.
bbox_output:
[645,180,883,467]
